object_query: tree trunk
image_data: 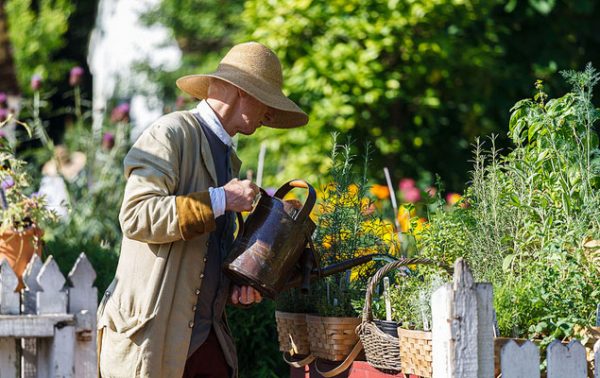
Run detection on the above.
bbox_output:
[0,2,19,94]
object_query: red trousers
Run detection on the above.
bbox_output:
[183,329,230,378]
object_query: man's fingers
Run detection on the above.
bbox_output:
[231,286,240,305]
[246,286,255,303]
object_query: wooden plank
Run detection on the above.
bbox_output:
[50,325,75,377]
[0,258,20,315]
[546,340,587,378]
[21,338,37,378]
[0,337,19,377]
[0,315,74,337]
[475,283,494,377]
[431,282,452,378]
[68,253,98,378]
[451,259,479,377]
[37,337,50,378]
[594,340,599,378]
[22,254,43,315]
[36,257,67,315]
[500,340,539,378]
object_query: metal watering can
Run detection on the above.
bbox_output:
[223,179,379,299]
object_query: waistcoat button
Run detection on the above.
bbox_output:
[195,289,200,295]
[188,321,194,328]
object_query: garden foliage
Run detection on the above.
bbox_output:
[419,65,600,342]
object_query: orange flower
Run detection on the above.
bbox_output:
[446,193,462,206]
[370,184,390,200]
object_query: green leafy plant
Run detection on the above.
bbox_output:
[419,64,600,342]
[311,134,395,317]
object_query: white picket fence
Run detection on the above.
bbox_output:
[0,253,97,378]
[432,258,600,378]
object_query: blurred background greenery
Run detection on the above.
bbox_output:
[1,0,599,376]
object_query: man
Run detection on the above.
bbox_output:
[97,42,308,378]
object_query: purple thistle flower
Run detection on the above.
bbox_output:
[0,92,7,105]
[69,66,84,87]
[31,74,43,91]
[1,176,15,190]
[0,108,8,122]
[110,102,130,123]
[102,132,115,150]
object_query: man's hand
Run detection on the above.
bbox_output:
[223,179,259,212]
[230,285,263,306]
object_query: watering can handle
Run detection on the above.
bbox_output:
[273,180,317,221]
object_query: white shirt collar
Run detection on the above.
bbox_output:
[192,100,233,147]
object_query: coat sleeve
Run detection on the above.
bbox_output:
[119,123,216,244]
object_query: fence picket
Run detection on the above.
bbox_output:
[546,340,587,378]
[0,258,20,315]
[68,252,98,378]
[500,340,539,378]
[36,256,67,315]
[432,258,493,378]
[22,254,43,315]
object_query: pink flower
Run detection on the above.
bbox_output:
[31,74,43,91]
[69,66,84,87]
[398,178,416,191]
[402,186,421,203]
[0,92,7,105]
[426,186,437,197]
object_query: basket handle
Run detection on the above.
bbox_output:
[282,352,315,368]
[362,258,453,323]
[313,341,363,377]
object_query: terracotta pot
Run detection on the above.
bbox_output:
[0,227,43,291]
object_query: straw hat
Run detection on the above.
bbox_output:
[176,42,308,128]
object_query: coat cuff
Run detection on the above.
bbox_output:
[176,191,216,240]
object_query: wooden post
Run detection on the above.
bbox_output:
[594,340,599,378]
[68,253,98,378]
[0,258,20,315]
[431,258,494,378]
[22,254,43,378]
[500,340,539,378]
[50,323,75,377]
[546,340,587,378]
[36,256,67,314]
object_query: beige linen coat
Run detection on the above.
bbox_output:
[97,111,242,378]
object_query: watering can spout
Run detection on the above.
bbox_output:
[285,253,382,293]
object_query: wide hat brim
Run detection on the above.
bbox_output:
[176,67,308,129]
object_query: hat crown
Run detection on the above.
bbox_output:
[219,42,283,89]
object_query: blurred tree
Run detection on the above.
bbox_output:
[0,2,19,94]
[137,0,245,103]
[5,0,74,94]
[237,0,600,191]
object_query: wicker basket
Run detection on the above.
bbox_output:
[275,311,310,356]
[357,258,451,374]
[398,328,433,377]
[305,314,361,361]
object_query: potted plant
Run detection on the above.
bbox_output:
[306,135,395,374]
[0,144,57,290]
[274,287,315,365]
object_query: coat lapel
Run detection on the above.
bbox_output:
[187,111,219,186]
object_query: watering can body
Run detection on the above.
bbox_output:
[223,180,317,299]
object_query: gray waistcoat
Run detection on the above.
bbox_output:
[187,114,235,357]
